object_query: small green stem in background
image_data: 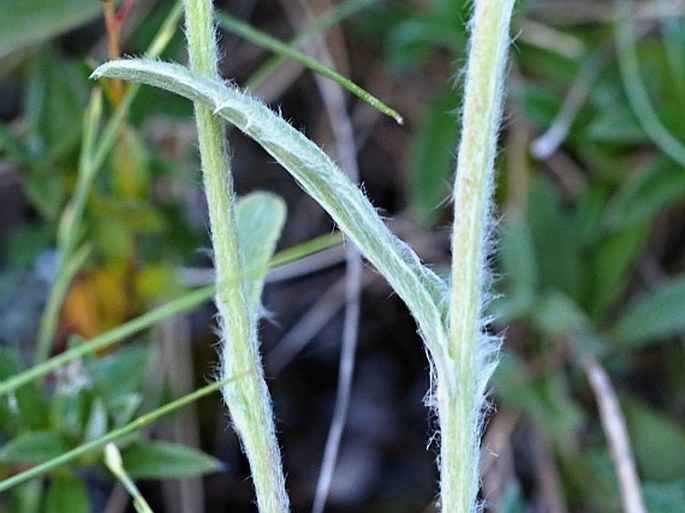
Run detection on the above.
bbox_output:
[445,1,515,512]
[104,444,155,513]
[243,0,375,91]
[218,10,403,124]
[183,0,289,512]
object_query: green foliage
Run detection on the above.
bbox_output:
[121,440,222,479]
[0,0,101,57]
[623,399,685,481]
[0,432,71,465]
[44,473,90,513]
[408,86,460,226]
[611,275,685,347]
[1,1,685,511]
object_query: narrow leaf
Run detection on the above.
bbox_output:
[611,275,685,346]
[91,59,448,357]
[408,85,460,226]
[217,11,403,124]
[0,431,71,464]
[121,441,222,479]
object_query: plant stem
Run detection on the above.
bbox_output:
[445,1,514,512]
[182,1,289,512]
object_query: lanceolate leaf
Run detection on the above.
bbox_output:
[611,274,685,346]
[92,59,449,358]
[121,440,222,479]
[0,431,71,464]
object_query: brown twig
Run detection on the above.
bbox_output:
[583,354,647,513]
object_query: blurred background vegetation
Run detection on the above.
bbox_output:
[0,0,684,512]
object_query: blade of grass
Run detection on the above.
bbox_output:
[615,0,685,167]
[217,11,403,124]
[243,0,376,90]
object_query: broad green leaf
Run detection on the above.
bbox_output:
[20,48,86,219]
[605,156,685,230]
[121,441,222,479]
[89,343,151,405]
[643,480,685,513]
[623,398,685,481]
[408,85,460,226]
[236,192,286,311]
[0,0,101,58]
[24,47,86,164]
[561,448,621,513]
[588,221,647,317]
[611,274,685,346]
[50,383,92,439]
[45,473,90,513]
[108,393,143,428]
[0,431,71,464]
[574,184,607,246]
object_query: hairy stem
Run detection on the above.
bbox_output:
[183,1,289,511]
[444,2,515,512]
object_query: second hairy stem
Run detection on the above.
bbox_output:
[442,1,515,512]
[183,0,289,512]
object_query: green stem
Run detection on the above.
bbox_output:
[183,1,289,512]
[218,10,402,123]
[0,285,215,397]
[444,1,514,512]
